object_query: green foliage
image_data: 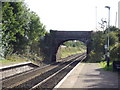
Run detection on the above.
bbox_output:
[2,2,28,55]
[110,43,120,60]
[27,12,46,42]
[63,40,86,49]
[39,33,51,60]
[109,30,119,60]
[2,2,47,59]
[27,11,46,55]
[91,31,105,53]
[5,54,28,62]
[100,61,113,71]
[89,27,119,62]
[105,26,120,32]
[109,32,118,47]
[88,31,105,62]
[22,53,43,61]
[0,53,42,66]
[59,46,85,58]
[56,40,86,59]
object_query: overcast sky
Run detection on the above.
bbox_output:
[24,0,120,31]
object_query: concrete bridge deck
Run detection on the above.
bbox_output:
[54,62,119,89]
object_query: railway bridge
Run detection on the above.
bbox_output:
[48,30,93,62]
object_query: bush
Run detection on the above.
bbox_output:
[5,53,28,62]
[88,51,104,63]
[100,61,113,71]
[110,43,120,61]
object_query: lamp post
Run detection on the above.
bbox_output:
[105,6,110,67]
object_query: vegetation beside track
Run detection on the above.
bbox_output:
[1,2,46,63]
[88,26,120,71]
[99,61,113,71]
[0,54,43,66]
[60,47,85,58]
[1,2,119,67]
[56,41,86,59]
[0,54,28,66]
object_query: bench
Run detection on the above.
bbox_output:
[113,61,120,71]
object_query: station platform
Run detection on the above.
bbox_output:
[54,62,119,89]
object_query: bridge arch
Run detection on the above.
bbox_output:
[56,40,87,60]
[49,30,92,62]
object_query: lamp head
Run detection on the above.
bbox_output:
[105,6,110,9]
[104,21,107,23]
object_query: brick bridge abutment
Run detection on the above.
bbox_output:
[47,30,92,62]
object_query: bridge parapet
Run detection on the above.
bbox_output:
[50,30,92,38]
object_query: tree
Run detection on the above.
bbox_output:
[2,2,15,56]
[89,27,120,62]
[63,40,85,48]
[27,11,46,55]
[2,2,47,58]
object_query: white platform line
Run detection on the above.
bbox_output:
[0,61,32,70]
[54,56,86,89]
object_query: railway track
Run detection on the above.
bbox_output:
[31,54,86,89]
[2,53,86,89]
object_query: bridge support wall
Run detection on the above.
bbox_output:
[49,30,92,62]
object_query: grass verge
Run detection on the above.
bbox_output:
[60,47,86,58]
[0,54,28,67]
[99,61,113,71]
[0,53,44,67]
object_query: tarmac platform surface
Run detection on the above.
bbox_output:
[54,63,119,89]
